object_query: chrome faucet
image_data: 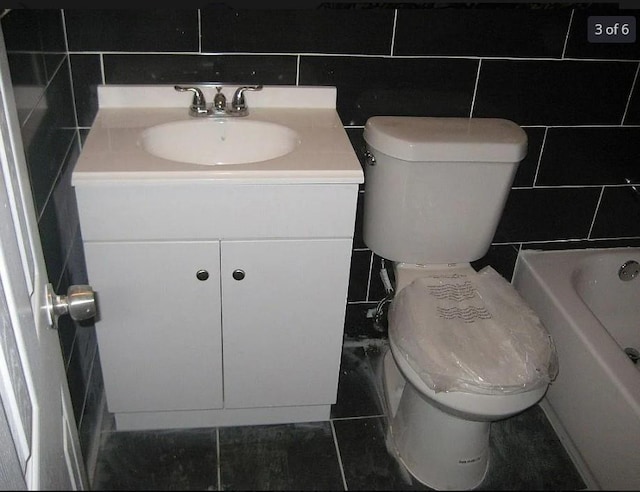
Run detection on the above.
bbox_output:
[213,87,227,113]
[174,84,263,117]
[174,85,208,116]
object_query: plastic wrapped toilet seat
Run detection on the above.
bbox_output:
[389,266,558,395]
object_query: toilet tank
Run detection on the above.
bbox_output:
[362,117,527,264]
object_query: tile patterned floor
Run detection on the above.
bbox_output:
[91,343,586,491]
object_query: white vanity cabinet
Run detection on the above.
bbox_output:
[72,85,364,430]
[75,182,359,430]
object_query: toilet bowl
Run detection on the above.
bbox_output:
[361,117,558,490]
[379,262,554,490]
[382,347,548,490]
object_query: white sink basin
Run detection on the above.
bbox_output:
[140,119,300,166]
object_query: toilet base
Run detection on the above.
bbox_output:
[382,350,490,490]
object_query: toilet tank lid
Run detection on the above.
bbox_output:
[364,116,527,163]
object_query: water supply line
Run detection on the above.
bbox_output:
[373,259,395,332]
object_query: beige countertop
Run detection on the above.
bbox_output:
[72,85,364,186]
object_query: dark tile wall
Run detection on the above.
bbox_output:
[473,59,636,125]
[62,5,640,340]
[393,8,571,57]
[1,8,103,471]
[25,5,640,347]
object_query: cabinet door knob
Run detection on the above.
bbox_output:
[232,269,245,281]
[196,269,209,281]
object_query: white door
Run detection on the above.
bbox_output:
[0,26,89,490]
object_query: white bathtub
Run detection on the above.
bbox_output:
[513,248,640,491]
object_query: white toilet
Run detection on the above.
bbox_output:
[362,117,558,490]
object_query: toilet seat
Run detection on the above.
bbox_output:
[389,266,558,396]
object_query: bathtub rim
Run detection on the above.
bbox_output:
[513,247,640,417]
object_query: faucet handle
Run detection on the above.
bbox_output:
[174,85,207,114]
[231,85,263,112]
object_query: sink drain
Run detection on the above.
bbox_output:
[624,347,639,364]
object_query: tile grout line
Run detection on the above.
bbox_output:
[216,428,222,491]
[469,58,482,117]
[561,8,575,59]
[621,61,640,125]
[65,49,639,64]
[586,186,606,240]
[197,9,202,54]
[532,126,549,187]
[365,251,374,302]
[390,10,398,56]
[330,420,349,491]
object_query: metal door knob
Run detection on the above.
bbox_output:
[232,269,245,281]
[45,283,96,330]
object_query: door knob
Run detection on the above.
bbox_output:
[45,283,96,330]
[232,269,245,281]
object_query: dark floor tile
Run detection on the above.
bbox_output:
[478,405,585,491]
[362,345,386,387]
[91,344,587,492]
[333,417,430,491]
[335,405,585,492]
[337,344,585,491]
[332,346,384,419]
[219,422,344,491]
[92,428,218,490]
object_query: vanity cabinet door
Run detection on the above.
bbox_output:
[221,239,352,409]
[84,241,223,413]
